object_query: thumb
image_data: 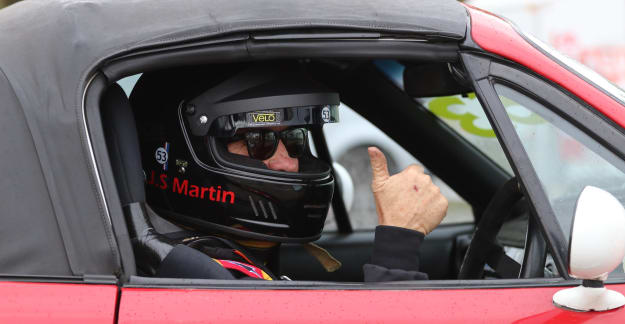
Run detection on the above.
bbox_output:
[368,146,390,185]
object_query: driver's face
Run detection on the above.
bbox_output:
[227,126,299,173]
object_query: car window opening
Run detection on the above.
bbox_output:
[102,58,550,285]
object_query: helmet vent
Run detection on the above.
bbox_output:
[258,200,269,219]
[267,201,278,220]
[249,196,259,217]
[250,199,279,221]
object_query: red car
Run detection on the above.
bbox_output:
[2,0,625,322]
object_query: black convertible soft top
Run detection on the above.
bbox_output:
[0,0,467,277]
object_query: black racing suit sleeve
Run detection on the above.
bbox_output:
[363,225,429,282]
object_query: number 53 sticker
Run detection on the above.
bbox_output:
[155,142,170,171]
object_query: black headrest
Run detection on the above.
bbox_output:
[101,83,145,206]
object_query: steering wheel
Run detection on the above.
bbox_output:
[458,177,546,279]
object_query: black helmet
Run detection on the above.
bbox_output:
[135,63,339,242]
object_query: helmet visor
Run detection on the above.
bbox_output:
[209,104,339,138]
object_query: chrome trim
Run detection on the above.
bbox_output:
[81,73,119,255]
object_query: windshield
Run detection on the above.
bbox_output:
[375,60,514,175]
[523,32,625,105]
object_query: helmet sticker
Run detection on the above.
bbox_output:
[155,142,170,170]
[176,159,188,174]
[147,170,235,204]
[247,110,282,126]
[321,106,331,123]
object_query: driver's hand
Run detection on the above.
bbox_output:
[368,146,448,235]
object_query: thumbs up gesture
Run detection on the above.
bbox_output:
[368,147,448,235]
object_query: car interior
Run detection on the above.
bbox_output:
[98,57,540,284]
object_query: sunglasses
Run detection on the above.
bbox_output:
[231,127,308,161]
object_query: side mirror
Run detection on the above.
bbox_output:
[553,186,625,311]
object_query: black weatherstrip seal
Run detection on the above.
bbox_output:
[0,274,117,285]
[102,37,459,82]
[461,52,570,279]
[124,275,619,290]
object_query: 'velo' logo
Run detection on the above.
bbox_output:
[251,112,277,123]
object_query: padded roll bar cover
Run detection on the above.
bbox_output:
[101,83,146,205]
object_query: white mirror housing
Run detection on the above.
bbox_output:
[553,186,625,311]
[569,186,625,279]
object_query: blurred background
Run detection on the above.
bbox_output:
[467,0,625,89]
[0,0,17,9]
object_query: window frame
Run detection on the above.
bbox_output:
[462,52,625,281]
[91,36,609,288]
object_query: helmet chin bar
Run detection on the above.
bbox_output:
[157,208,323,243]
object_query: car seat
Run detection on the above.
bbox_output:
[100,83,236,279]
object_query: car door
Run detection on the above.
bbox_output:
[0,278,118,324]
[118,283,625,323]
